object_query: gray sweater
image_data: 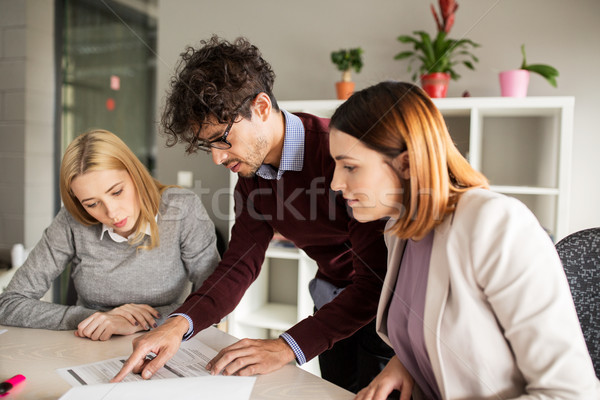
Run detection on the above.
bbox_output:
[0,187,220,330]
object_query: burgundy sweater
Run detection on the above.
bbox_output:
[175,113,388,362]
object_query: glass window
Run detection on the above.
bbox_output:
[61,0,157,172]
[54,0,157,305]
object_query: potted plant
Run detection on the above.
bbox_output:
[394,0,480,98]
[331,47,364,100]
[499,44,559,97]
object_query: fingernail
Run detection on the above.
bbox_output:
[206,363,211,370]
[135,322,139,326]
[145,325,150,330]
[157,313,162,318]
[153,323,158,328]
[143,370,151,379]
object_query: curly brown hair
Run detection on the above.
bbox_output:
[161,35,278,154]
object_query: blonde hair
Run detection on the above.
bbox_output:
[60,129,167,249]
[330,81,489,239]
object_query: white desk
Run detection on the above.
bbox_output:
[0,325,353,400]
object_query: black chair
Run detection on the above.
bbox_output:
[555,227,600,378]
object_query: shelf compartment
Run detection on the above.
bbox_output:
[480,115,559,188]
[268,258,298,306]
[266,245,302,260]
[444,115,471,159]
[235,303,297,331]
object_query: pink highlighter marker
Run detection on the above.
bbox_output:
[0,375,26,395]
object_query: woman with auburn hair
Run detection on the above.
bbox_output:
[0,130,219,341]
[329,81,599,399]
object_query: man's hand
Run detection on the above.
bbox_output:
[354,356,414,400]
[75,304,160,341]
[110,316,189,382]
[206,337,295,376]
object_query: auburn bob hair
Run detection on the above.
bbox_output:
[330,81,489,239]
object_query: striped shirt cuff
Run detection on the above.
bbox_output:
[169,313,194,341]
[280,332,306,365]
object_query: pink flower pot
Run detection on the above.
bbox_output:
[499,69,530,97]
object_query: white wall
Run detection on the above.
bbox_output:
[156,0,600,239]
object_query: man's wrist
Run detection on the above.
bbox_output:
[280,332,306,365]
[277,337,296,363]
[167,314,192,339]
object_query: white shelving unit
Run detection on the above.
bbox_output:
[225,96,574,376]
[275,97,574,240]
[434,96,574,241]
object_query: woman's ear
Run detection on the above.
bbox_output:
[392,151,410,180]
[252,92,272,122]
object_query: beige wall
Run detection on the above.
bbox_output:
[0,0,55,251]
[155,0,600,240]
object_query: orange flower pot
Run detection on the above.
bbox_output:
[420,72,450,98]
[335,81,356,100]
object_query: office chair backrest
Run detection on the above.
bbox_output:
[555,227,600,378]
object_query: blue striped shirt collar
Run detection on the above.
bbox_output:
[256,109,305,180]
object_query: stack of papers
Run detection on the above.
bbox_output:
[56,337,255,400]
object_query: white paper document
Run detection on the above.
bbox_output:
[58,375,256,400]
[57,337,219,385]
[57,338,256,399]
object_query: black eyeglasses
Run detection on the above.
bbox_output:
[191,117,235,153]
[192,92,261,153]
[204,118,235,152]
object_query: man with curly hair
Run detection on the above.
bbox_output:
[113,36,393,394]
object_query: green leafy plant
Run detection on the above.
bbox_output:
[519,44,559,87]
[331,48,364,82]
[394,0,480,81]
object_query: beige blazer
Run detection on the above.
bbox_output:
[376,189,600,399]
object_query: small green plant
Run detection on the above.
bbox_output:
[331,48,364,82]
[519,44,559,87]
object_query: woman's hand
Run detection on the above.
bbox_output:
[75,304,160,341]
[355,356,414,400]
[105,303,160,329]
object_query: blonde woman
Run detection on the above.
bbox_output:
[328,81,600,399]
[0,130,219,341]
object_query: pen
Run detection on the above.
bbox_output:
[0,375,26,395]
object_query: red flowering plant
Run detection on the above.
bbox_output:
[394,0,480,81]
